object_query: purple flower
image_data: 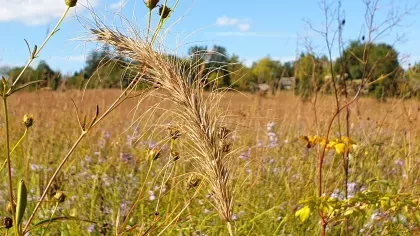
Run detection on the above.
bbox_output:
[267,122,275,132]
[87,224,95,233]
[120,152,133,163]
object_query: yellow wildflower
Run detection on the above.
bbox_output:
[334,143,346,155]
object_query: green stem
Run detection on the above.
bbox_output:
[118,160,154,232]
[147,9,152,41]
[23,132,87,234]
[40,202,59,236]
[0,128,28,172]
[227,221,235,236]
[2,97,18,235]
[10,6,71,89]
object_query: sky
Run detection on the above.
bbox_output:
[0,0,419,76]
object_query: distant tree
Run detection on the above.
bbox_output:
[207,45,230,87]
[228,54,256,91]
[335,41,400,96]
[294,53,324,99]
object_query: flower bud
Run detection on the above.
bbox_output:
[65,0,78,7]
[145,0,159,10]
[6,201,15,215]
[3,217,12,229]
[54,191,66,203]
[22,114,34,128]
[158,5,171,19]
[148,147,161,161]
[187,174,201,189]
[170,150,180,161]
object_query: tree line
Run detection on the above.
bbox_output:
[1,41,420,100]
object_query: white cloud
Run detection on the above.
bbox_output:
[238,24,250,32]
[216,16,239,26]
[53,55,86,62]
[0,0,99,25]
[215,32,296,38]
[109,0,127,10]
[216,15,251,32]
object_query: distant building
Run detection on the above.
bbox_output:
[279,77,295,90]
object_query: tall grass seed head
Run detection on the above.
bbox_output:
[145,0,159,10]
[158,5,171,19]
[23,114,34,128]
[65,0,78,7]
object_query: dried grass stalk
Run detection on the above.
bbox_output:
[89,26,234,224]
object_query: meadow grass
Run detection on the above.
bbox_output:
[0,90,418,235]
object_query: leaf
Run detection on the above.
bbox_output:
[16,179,28,225]
[295,206,311,222]
[29,216,96,232]
[9,80,46,95]
[380,196,390,209]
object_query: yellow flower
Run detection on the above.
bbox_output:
[341,136,354,145]
[334,143,346,155]
[301,135,319,148]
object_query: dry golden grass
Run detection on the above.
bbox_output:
[1,90,419,235]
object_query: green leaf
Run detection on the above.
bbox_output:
[16,179,28,225]
[295,206,311,222]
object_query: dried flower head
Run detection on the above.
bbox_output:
[54,191,66,203]
[187,174,201,189]
[22,114,34,128]
[148,147,161,161]
[3,217,12,229]
[144,0,159,10]
[170,150,180,161]
[168,126,181,140]
[158,5,171,19]
[65,0,78,7]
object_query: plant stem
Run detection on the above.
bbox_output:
[227,221,235,236]
[0,128,28,172]
[147,9,152,41]
[23,132,87,233]
[10,6,71,89]
[118,160,154,233]
[2,97,17,235]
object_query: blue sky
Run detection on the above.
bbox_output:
[0,0,419,75]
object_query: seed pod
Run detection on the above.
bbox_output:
[3,217,12,229]
[22,114,34,128]
[65,0,78,7]
[54,191,66,203]
[144,0,159,10]
[16,180,27,225]
[158,5,171,19]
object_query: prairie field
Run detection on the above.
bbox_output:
[0,90,419,235]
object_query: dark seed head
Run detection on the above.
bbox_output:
[158,5,171,19]
[4,217,12,229]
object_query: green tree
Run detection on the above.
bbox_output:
[294,53,325,99]
[228,54,256,91]
[335,41,400,96]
